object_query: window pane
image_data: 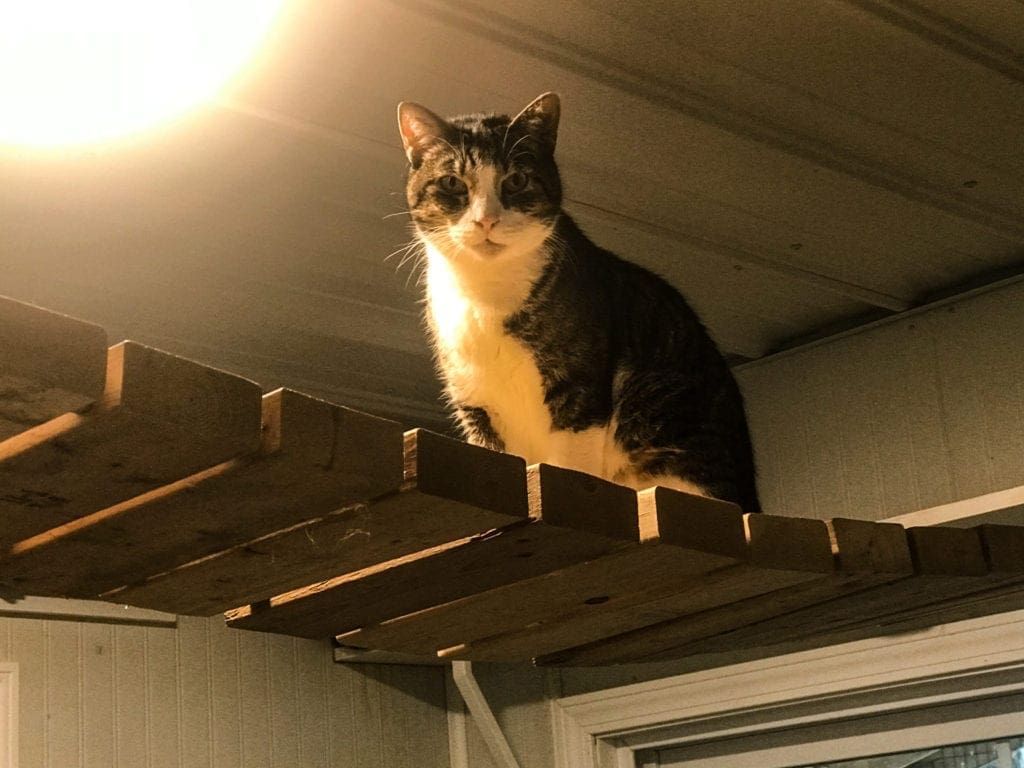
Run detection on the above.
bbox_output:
[796,736,1024,768]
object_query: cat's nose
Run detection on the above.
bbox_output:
[474,213,500,232]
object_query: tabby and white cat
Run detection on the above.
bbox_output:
[397,92,760,511]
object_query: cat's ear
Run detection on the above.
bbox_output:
[397,102,449,166]
[510,92,560,151]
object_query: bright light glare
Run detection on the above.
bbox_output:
[0,0,285,147]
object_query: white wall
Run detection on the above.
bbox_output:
[450,664,556,768]
[0,615,450,768]
[737,279,1024,521]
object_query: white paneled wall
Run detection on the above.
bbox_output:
[0,615,450,768]
[737,279,1024,521]
[456,664,556,768]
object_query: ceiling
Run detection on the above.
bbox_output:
[2,0,1023,430]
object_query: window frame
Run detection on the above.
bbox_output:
[551,609,1024,768]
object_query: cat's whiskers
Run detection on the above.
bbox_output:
[434,134,463,161]
[383,238,419,265]
[399,225,455,289]
[504,132,532,160]
[384,229,430,286]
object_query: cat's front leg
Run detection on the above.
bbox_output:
[454,404,505,452]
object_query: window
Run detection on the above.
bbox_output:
[552,609,1024,768]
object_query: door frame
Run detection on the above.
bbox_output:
[551,609,1024,768]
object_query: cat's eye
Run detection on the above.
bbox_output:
[502,170,529,194]
[437,175,467,194]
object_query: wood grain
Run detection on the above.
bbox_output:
[543,521,1021,664]
[101,429,531,615]
[338,490,821,659]
[536,517,913,666]
[0,341,262,548]
[226,464,641,637]
[0,296,107,441]
[722,523,1024,653]
[1,388,404,599]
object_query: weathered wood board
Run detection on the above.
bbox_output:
[226,464,643,637]
[336,491,832,659]
[0,341,263,548]
[101,430,532,615]
[452,515,914,662]
[535,521,1019,666]
[681,524,1024,657]
[2,307,1023,666]
[0,296,107,441]
[1,388,403,599]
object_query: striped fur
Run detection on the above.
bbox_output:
[397,93,760,511]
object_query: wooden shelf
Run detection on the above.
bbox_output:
[2,295,1023,665]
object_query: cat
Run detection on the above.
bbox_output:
[396,92,760,512]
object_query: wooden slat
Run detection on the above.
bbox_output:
[0,296,107,441]
[337,490,832,659]
[100,429,530,615]
[978,524,1024,576]
[726,524,1024,654]
[333,645,444,665]
[553,522,1019,665]
[0,341,262,548]
[1,388,403,599]
[536,517,914,666]
[444,504,875,662]
[226,464,642,637]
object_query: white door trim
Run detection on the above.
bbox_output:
[551,609,1024,768]
[0,663,17,768]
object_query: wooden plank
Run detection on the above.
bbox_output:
[1,388,403,599]
[225,463,642,637]
[624,525,1024,665]
[0,341,262,548]
[333,645,444,666]
[337,490,831,659]
[978,523,1024,576]
[634,522,982,659]
[0,296,107,441]
[0,596,175,627]
[537,517,914,666]
[444,501,863,663]
[101,429,531,615]
[747,523,1024,652]
[574,523,1016,664]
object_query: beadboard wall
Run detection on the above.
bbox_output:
[454,665,557,768]
[737,278,1024,522]
[0,615,450,768]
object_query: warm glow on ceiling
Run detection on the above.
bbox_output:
[0,1,286,147]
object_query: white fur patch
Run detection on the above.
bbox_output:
[426,245,638,480]
[422,161,685,487]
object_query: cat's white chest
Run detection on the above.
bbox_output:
[427,279,553,463]
[425,249,630,478]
